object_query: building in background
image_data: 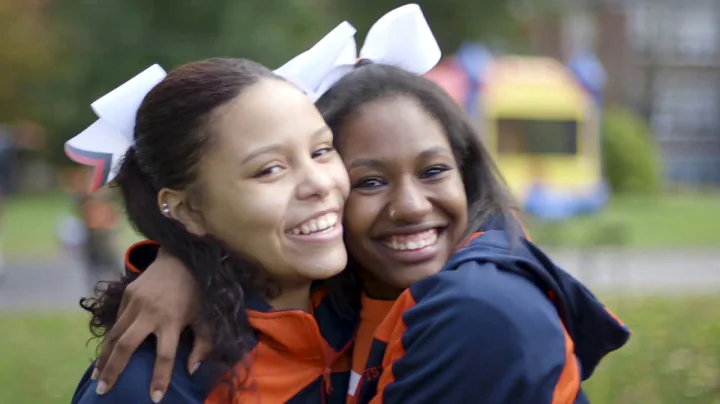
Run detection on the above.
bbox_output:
[524,0,720,186]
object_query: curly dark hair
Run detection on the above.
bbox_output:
[80,58,283,395]
[315,62,514,312]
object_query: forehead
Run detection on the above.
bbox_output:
[338,96,452,163]
[211,79,325,158]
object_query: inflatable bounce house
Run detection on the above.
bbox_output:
[425,43,609,221]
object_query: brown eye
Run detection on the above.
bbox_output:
[420,165,450,179]
[312,146,335,159]
[254,164,283,178]
[353,177,386,190]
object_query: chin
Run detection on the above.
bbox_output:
[300,249,348,280]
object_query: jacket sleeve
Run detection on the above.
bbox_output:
[124,240,160,275]
[371,262,586,404]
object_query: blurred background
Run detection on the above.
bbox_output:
[0,0,718,403]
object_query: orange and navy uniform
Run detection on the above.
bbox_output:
[347,294,395,400]
[349,220,630,404]
[72,241,356,404]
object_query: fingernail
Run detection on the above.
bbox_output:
[95,381,107,395]
[189,363,200,375]
[90,368,99,380]
[152,390,164,403]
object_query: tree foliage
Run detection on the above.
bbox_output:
[2,0,519,163]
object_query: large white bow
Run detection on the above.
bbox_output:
[65,4,439,192]
[274,3,441,102]
[64,64,167,191]
[64,21,355,193]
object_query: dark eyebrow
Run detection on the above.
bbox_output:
[348,146,451,169]
[241,126,330,165]
[349,158,384,169]
[418,146,452,159]
[241,143,283,165]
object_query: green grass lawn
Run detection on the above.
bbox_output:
[523,192,720,248]
[0,313,96,404]
[3,191,720,262]
[1,296,718,403]
[2,192,141,261]
[583,295,720,404]
[2,193,73,259]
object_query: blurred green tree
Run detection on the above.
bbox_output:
[0,0,57,122]
[19,0,520,164]
[602,106,662,195]
[34,0,343,162]
[329,0,521,52]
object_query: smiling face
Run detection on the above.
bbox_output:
[337,96,468,298]
[173,78,350,285]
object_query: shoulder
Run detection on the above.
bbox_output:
[72,340,209,404]
[407,259,551,313]
[404,260,562,344]
[72,345,159,404]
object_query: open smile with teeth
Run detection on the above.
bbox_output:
[381,229,439,251]
[288,212,339,235]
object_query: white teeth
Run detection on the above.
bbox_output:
[383,229,438,251]
[289,212,338,236]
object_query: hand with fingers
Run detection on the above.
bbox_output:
[93,247,211,403]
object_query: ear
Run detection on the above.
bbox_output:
[157,188,208,237]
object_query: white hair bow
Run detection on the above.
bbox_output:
[64,20,356,193]
[65,4,439,192]
[274,3,441,102]
[64,64,167,191]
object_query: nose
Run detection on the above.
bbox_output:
[296,159,334,200]
[387,178,432,223]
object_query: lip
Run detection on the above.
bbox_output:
[373,223,447,239]
[373,226,446,265]
[373,234,440,265]
[286,208,341,232]
[286,222,344,244]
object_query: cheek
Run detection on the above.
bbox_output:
[328,157,350,200]
[446,175,469,230]
[202,183,284,249]
[343,193,379,245]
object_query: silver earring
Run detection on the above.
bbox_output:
[161,202,170,216]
